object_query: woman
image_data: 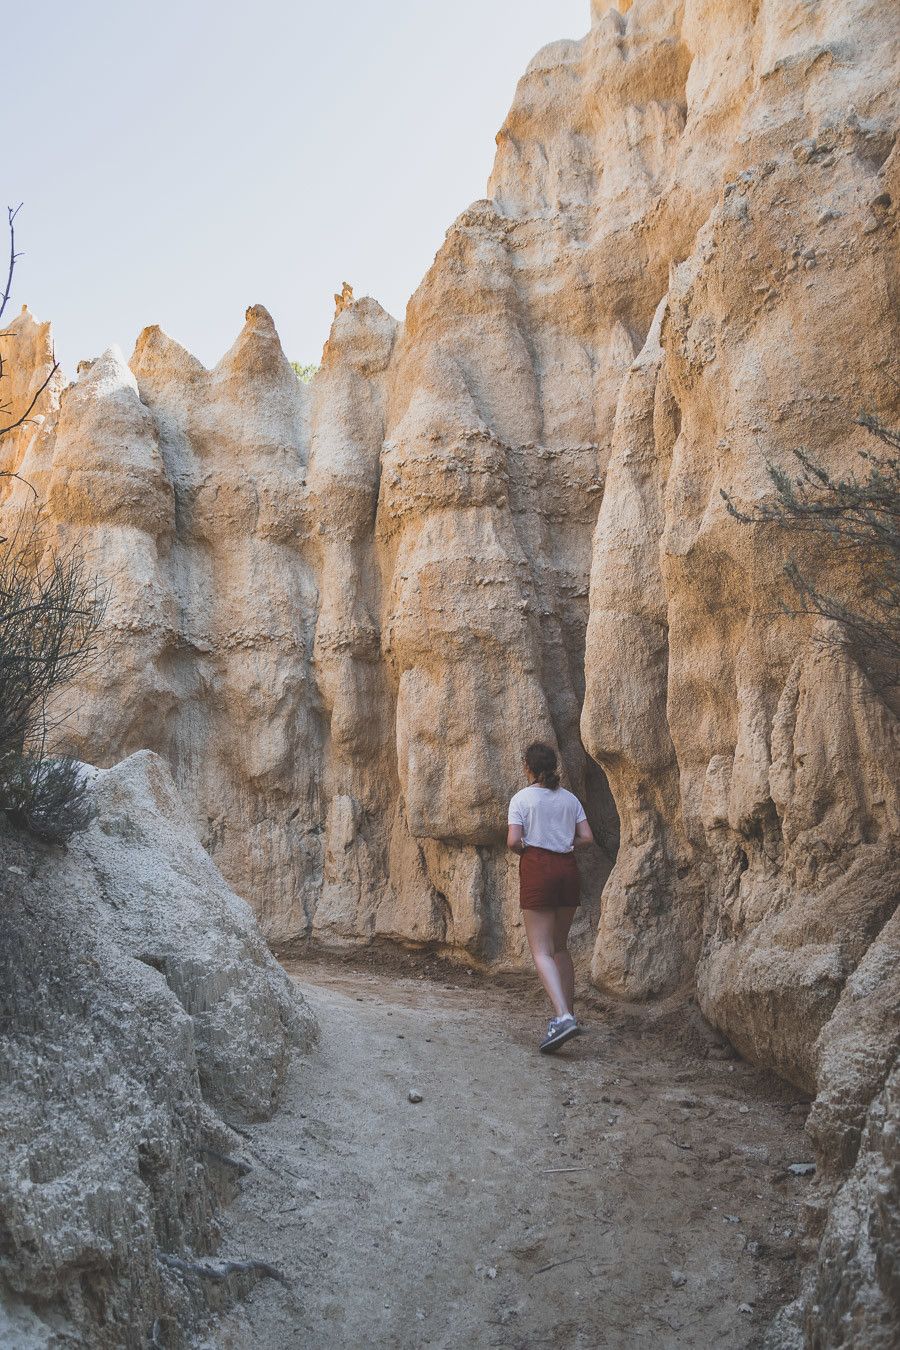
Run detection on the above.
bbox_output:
[507,741,594,1053]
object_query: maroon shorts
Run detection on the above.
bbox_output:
[519,846,581,911]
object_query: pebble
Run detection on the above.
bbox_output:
[725,1214,741,1224]
[671,1269,687,1288]
[7,865,25,876]
[408,1089,423,1104]
[739,1105,750,1114]
[787,1162,816,1176]
[738,1303,754,1315]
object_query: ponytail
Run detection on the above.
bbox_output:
[524,741,560,790]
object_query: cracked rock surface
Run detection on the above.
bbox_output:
[0,753,316,1348]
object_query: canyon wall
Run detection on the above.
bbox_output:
[2,1,899,1341]
[2,2,897,1022]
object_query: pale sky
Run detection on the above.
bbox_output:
[5,1,588,377]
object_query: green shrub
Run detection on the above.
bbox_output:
[290,361,318,383]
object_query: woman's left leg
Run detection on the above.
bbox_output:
[552,906,577,1013]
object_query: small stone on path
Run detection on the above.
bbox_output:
[408,1089,423,1104]
[671,1269,687,1288]
[787,1162,815,1176]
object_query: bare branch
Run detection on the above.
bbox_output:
[0,507,107,844]
[723,415,900,688]
[156,1251,288,1286]
[0,205,59,438]
[0,206,102,847]
[0,358,59,436]
[0,204,22,329]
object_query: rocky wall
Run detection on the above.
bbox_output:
[0,752,316,1347]
[2,1,899,1340]
[1,0,898,1271]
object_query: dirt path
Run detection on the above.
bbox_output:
[201,959,814,1349]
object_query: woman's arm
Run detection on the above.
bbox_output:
[574,819,594,849]
[507,824,526,854]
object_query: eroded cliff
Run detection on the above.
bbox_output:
[2,3,899,1337]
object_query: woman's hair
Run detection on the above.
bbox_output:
[524,741,560,790]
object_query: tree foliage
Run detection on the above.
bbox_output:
[290,360,318,383]
[723,414,900,688]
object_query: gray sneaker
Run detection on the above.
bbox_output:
[539,1014,580,1054]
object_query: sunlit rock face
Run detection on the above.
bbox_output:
[3,0,898,1005]
[1,282,618,960]
[2,1,898,1336]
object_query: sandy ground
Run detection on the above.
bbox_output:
[199,956,815,1350]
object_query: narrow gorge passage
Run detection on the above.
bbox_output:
[205,960,814,1350]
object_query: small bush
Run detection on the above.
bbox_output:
[1,755,94,845]
[0,206,105,847]
[0,512,106,846]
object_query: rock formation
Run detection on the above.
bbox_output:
[0,752,316,1347]
[1,2,898,1339]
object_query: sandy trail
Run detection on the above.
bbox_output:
[202,959,813,1349]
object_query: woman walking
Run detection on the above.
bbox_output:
[507,741,593,1053]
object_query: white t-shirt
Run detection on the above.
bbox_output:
[507,785,587,853]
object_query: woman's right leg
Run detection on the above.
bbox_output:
[522,908,571,1019]
[552,906,577,1013]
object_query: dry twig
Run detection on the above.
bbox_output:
[157,1250,288,1286]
